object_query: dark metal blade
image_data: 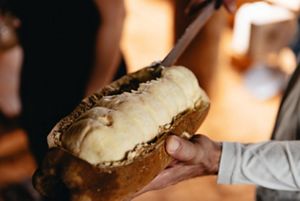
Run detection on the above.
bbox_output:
[161,1,216,67]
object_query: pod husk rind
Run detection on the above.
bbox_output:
[33,66,210,201]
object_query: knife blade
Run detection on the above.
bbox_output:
[161,0,217,67]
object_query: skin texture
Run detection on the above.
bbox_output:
[0,46,22,118]
[85,0,126,96]
[131,135,222,198]
[0,15,22,118]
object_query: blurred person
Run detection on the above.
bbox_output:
[5,0,127,165]
[130,1,300,201]
[0,12,22,130]
[0,1,126,200]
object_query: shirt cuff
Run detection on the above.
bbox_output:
[217,142,239,184]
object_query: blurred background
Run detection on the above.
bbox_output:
[0,0,299,200]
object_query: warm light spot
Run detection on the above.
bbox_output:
[267,0,300,12]
[231,2,296,58]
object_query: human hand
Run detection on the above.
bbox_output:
[131,134,222,199]
[186,0,237,14]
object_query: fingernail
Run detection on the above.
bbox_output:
[167,137,180,154]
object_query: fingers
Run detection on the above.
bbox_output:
[166,135,198,163]
[167,159,180,168]
[165,134,222,174]
[134,135,221,198]
[140,163,200,194]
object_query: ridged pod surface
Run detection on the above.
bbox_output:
[33,65,210,201]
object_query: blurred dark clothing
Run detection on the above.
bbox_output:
[6,0,126,164]
[0,179,42,201]
[291,17,300,57]
[291,17,300,61]
[257,187,300,201]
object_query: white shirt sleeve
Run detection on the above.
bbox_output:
[217,141,300,191]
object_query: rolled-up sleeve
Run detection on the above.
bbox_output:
[217,141,300,191]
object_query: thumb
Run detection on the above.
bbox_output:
[165,135,197,163]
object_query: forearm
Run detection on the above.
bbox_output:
[85,0,125,96]
[218,141,300,191]
[0,46,22,117]
[86,24,123,95]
